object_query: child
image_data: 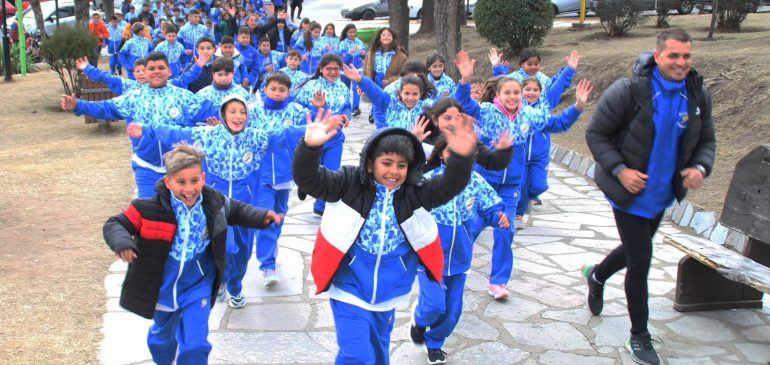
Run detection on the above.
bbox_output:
[235,26,259,89]
[127,95,341,308]
[103,142,282,364]
[319,23,339,53]
[214,36,249,86]
[268,19,293,52]
[89,13,110,67]
[106,15,125,75]
[76,54,206,95]
[154,24,186,77]
[343,63,436,131]
[362,27,408,125]
[426,53,457,101]
[293,21,322,75]
[469,77,485,102]
[293,53,352,216]
[185,37,218,93]
[453,51,593,300]
[254,36,287,89]
[251,73,312,286]
[337,23,367,117]
[177,9,209,66]
[412,105,510,364]
[292,108,479,365]
[120,23,153,80]
[277,49,307,93]
[196,57,251,110]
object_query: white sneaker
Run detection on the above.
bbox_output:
[263,269,278,287]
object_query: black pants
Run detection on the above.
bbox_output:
[290,3,302,21]
[594,208,663,335]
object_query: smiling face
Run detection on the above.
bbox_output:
[522,56,540,76]
[497,79,522,113]
[324,25,335,36]
[428,61,444,79]
[259,40,271,55]
[379,29,393,47]
[434,106,463,131]
[145,60,171,88]
[368,152,408,191]
[321,61,341,82]
[164,166,205,208]
[522,81,541,104]
[220,43,234,57]
[286,55,300,69]
[399,83,422,109]
[133,64,148,84]
[346,27,357,40]
[197,41,215,60]
[237,33,250,46]
[654,39,692,81]
[223,100,248,133]
[311,27,321,38]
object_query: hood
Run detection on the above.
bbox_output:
[219,94,249,134]
[357,127,426,187]
[214,46,241,58]
[632,51,656,77]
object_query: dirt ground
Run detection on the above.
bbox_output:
[0,12,768,365]
[411,13,770,215]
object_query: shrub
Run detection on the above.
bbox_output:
[656,0,677,28]
[40,25,99,96]
[717,0,759,31]
[474,0,554,58]
[0,44,40,76]
[596,0,648,36]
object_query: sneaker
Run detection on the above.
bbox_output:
[625,332,660,365]
[409,307,426,344]
[514,215,525,230]
[297,189,307,201]
[488,284,510,300]
[582,263,604,315]
[427,348,447,364]
[228,293,246,308]
[531,197,542,205]
[368,114,375,124]
[216,286,226,302]
[263,269,278,287]
[313,208,324,217]
[352,108,361,117]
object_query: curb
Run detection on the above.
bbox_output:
[550,143,749,252]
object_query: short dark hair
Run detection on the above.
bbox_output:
[657,28,692,51]
[196,36,215,48]
[259,36,271,45]
[287,49,301,59]
[518,48,541,66]
[212,57,234,73]
[221,35,234,45]
[134,58,148,68]
[237,26,251,36]
[369,134,414,165]
[189,9,200,15]
[266,72,292,89]
[164,24,177,34]
[146,52,169,66]
[400,61,427,77]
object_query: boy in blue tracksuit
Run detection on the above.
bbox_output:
[126,94,332,309]
[251,73,311,286]
[120,23,153,80]
[177,10,209,67]
[103,142,281,365]
[337,23,367,116]
[106,16,125,75]
[293,112,479,364]
[62,52,218,198]
[254,37,287,89]
[196,58,251,115]
[214,36,250,87]
[76,55,206,96]
[235,27,260,89]
[453,51,591,300]
[154,24,186,77]
[278,49,308,94]
[413,130,509,364]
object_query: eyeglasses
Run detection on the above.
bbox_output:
[323,67,340,73]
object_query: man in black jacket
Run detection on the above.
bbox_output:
[583,28,716,365]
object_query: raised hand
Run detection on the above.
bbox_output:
[411,115,432,142]
[75,57,89,71]
[303,109,339,147]
[574,79,594,111]
[454,50,476,83]
[487,47,503,67]
[126,122,144,138]
[342,63,362,82]
[60,95,77,111]
[311,90,327,108]
[194,53,210,68]
[443,113,479,157]
[566,49,580,70]
[493,129,513,150]
[206,117,220,126]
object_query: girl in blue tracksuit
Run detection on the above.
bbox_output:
[293,21,323,75]
[319,23,340,53]
[128,94,316,309]
[453,51,591,300]
[290,18,309,46]
[411,101,509,364]
[426,53,457,101]
[337,23,367,116]
[106,17,124,75]
[293,53,352,215]
[345,64,437,131]
[120,24,153,80]
[252,73,311,286]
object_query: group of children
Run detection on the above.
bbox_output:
[78,5,598,363]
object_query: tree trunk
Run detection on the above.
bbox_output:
[457,0,467,26]
[435,0,460,78]
[388,0,410,51]
[75,0,90,27]
[103,0,115,19]
[707,0,719,39]
[28,0,47,39]
[415,0,435,35]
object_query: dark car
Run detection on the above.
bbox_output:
[340,0,390,20]
[591,0,695,16]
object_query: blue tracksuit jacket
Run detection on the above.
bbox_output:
[82,64,203,95]
[429,73,457,101]
[359,76,434,131]
[251,99,310,186]
[119,34,152,72]
[154,40,186,77]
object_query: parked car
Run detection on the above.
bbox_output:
[20,0,99,37]
[409,0,477,19]
[693,0,760,12]
[551,0,583,14]
[341,0,389,20]
[590,0,694,16]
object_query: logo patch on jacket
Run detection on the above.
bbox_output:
[169,107,181,118]
[465,197,476,212]
[243,151,254,164]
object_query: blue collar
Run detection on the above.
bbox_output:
[653,66,686,94]
[263,96,289,110]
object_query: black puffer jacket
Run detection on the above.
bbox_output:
[103,182,269,319]
[585,52,716,209]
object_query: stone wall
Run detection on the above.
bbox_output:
[550,144,749,252]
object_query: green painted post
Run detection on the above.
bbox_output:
[15,0,26,75]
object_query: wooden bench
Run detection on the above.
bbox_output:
[78,77,118,129]
[666,145,770,312]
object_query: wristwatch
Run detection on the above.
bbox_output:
[694,164,706,177]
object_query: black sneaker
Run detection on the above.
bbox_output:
[352,108,361,117]
[581,263,604,315]
[427,348,447,364]
[410,321,426,344]
[368,114,375,124]
[625,332,660,365]
[297,189,307,201]
[312,208,324,217]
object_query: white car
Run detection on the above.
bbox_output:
[409,0,477,19]
[21,0,100,37]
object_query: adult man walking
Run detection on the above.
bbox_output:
[583,28,716,365]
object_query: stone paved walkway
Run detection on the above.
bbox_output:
[99,107,770,365]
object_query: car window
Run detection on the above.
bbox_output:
[54,6,74,19]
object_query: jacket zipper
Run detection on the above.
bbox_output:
[447,202,457,277]
[527,134,534,161]
[172,209,191,310]
[370,190,391,305]
[271,153,276,186]
[228,139,234,198]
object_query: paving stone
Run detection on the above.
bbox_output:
[541,308,593,326]
[704,309,766,327]
[690,211,717,234]
[450,342,529,364]
[517,226,596,238]
[209,301,228,331]
[601,301,631,316]
[465,270,490,292]
[569,238,620,251]
[535,212,617,227]
[313,301,335,329]
[454,313,499,341]
[508,276,585,309]
[741,326,770,342]
[241,248,304,298]
[709,223,729,245]
[462,290,487,312]
[389,342,432,365]
[593,316,632,347]
[98,312,153,365]
[541,273,581,286]
[277,235,314,255]
[530,219,583,230]
[483,296,547,322]
[667,357,720,365]
[514,235,564,245]
[539,350,615,365]
[514,258,563,275]
[588,226,621,239]
[527,241,586,255]
[503,322,592,350]
[227,303,310,331]
[648,296,682,321]
[734,343,770,363]
[647,279,675,296]
[666,315,737,342]
[679,203,694,226]
[549,251,608,272]
[209,332,336,363]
